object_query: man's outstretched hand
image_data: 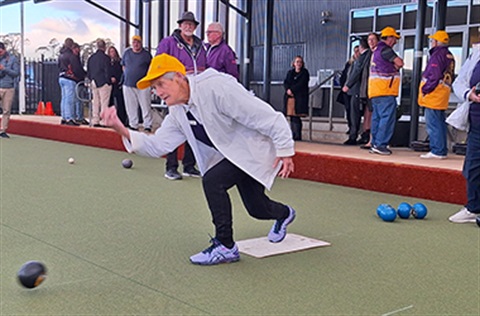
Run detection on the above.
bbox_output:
[101,107,130,140]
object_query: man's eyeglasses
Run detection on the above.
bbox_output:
[206,31,220,34]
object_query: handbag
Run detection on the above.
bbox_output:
[286,97,296,116]
[446,101,470,131]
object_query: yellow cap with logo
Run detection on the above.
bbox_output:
[137,54,186,90]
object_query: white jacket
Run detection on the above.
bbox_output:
[448,45,480,131]
[123,68,295,190]
[453,44,480,102]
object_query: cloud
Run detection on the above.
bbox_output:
[42,0,120,27]
[25,16,119,58]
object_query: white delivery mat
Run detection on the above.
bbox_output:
[237,233,330,258]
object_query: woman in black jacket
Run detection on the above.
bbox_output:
[107,46,128,126]
[283,55,310,140]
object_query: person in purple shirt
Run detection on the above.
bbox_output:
[155,11,203,180]
[417,30,455,159]
[205,22,239,79]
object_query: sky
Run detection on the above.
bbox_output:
[0,0,121,58]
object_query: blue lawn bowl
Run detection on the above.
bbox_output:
[397,202,412,219]
[476,216,480,227]
[376,204,390,217]
[377,204,397,222]
[412,203,428,219]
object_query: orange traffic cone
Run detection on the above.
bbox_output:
[35,101,45,115]
[44,101,55,116]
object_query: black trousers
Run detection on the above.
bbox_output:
[202,159,289,247]
[166,143,195,171]
[110,86,128,127]
[290,116,302,141]
[348,95,363,141]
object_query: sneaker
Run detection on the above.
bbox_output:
[0,132,10,138]
[182,167,201,178]
[420,152,447,159]
[343,138,357,145]
[190,237,240,265]
[268,206,296,243]
[76,119,89,125]
[65,120,80,126]
[164,169,182,180]
[448,207,477,223]
[369,146,392,155]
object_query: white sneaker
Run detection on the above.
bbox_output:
[420,152,447,159]
[448,207,477,223]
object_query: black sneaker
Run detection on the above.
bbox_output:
[65,120,80,126]
[343,138,357,145]
[369,146,392,155]
[165,169,183,180]
[182,167,201,178]
[76,119,89,125]
[0,132,10,138]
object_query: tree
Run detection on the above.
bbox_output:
[35,37,114,65]
[0,33,22,58]
[35,38,60,59]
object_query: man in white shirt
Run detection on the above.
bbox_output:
[101,54,297,265]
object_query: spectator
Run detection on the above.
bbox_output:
[342,39,371,145]
[155,11,203,180]
[87,39,112,127]
[448,35,480,224]
[101,54,296,265]
[58,38,84,126]
[108,46,128,127]
[418,30,455,159]
[205,22,239,79]
[368,26,404,155]
[122,35,153,132]
[71,42,87,125]
[283,55,310,140]
[359,32,380,149]
[337,46,360,136]
[0,41,20,138]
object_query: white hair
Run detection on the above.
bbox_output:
[161,72,176,80]
[208,22,224,35]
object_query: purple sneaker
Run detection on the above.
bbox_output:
[268,206,296,243]
[190,237,240,265]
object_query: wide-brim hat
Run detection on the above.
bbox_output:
[137,54,186,90]
[429,30,449,44]
[177,11,199,26]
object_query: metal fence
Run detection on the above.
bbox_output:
[11,56,61,115]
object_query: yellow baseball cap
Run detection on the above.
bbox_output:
[132,35,142,42]
[137,54,186,90]
[381,26,400,39]
[429,30,449,44]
